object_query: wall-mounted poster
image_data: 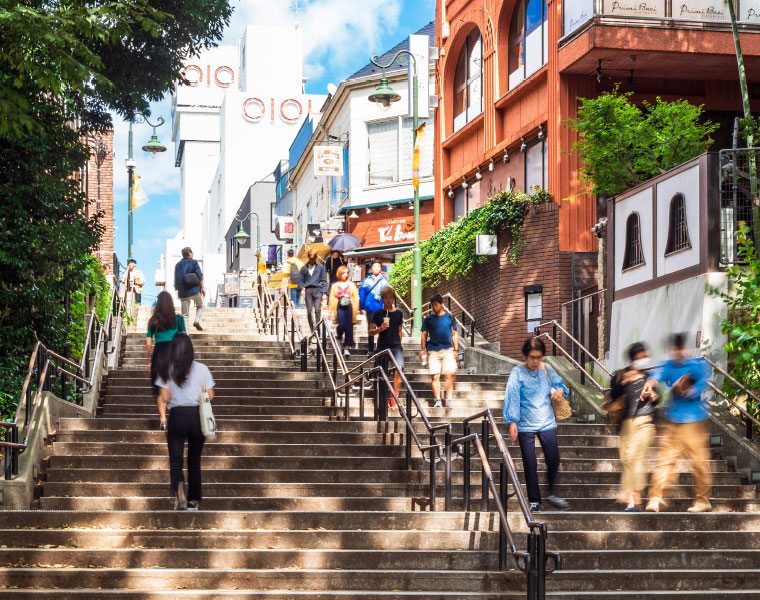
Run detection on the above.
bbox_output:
[602,0,665,17]
[675,0,728,20]
[564,0,595,35]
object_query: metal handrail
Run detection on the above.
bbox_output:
[450,408,561,592]
[702,356,760,439]
[560,288,605,308]
[407,292,480,347]
[2,281,129,478]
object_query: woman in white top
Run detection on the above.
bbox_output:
[156,333,215,510]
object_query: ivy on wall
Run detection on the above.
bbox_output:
[388,188,551,297]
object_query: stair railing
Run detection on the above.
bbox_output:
[1,281,128,480]
[448,408,561,597]
[533,320,611,391]
[701,356,760,440]
[405,292,481,347]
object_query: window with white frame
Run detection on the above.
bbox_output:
[453,27,483,132]
[525,138,548,192]
[509,0,548,90]
[367,118,433,186]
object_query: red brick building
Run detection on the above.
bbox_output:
[432,0,760,356]
[83,131,116,275]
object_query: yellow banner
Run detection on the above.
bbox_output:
[412,122,426,188]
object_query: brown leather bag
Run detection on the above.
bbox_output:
[544,366,572,421]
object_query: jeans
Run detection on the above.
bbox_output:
[336,304,354,348]
[289,287,301,308]
[366,310,378,353]
[180,293,204,330]
[166,406,205,502]
[304,287,323,331]
[517,428,560,504]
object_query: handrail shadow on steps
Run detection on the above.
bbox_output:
[1,283,130,480]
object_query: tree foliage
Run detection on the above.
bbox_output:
[389,188,551,297]
[711,228,760,423]
[567,88,717,196]
[0,0,232,413]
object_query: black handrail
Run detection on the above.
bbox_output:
[449,408,561,597]
[2,282,129,479]
[702,356,760,440]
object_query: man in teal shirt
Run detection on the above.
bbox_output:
[643,333,712,513]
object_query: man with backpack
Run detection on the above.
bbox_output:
[359,261,389,357]
[420,293,458,407]
[281,249,304,307]
[174,247,205,331]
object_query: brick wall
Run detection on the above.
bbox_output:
[84,131,115,275]
[421,203,597,359]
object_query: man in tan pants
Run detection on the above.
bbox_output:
[643,333,712,513]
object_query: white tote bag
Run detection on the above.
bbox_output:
[199,375,217,441]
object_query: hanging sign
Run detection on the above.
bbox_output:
[314,146,343,176]
[602,0,665,17]
[675,0,728,20]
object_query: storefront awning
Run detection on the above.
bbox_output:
[344,242,413,257]
[339,195,433,213]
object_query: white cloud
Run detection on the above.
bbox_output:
[228,0,403,85]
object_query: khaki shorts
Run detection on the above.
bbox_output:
[428,348,457,375]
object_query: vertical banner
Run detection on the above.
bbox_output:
[408,35,430,119]
[412,122,426,188]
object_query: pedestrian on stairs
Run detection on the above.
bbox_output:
[156,333,215,511]
[420,294,458,408]
[359,261,389,357]
[369,286,405,409]
[299,250,328,331]
[609,342,658,512]
[644,333,713,513]
[325,250,347,287]
[281,249,304,308]
[145,291,186,401]
[174,247,205,331]
[328,266,359,357]
[503,337,570,512]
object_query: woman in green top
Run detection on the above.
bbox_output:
[146,291,186,398]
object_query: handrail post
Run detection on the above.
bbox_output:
[377,371,387,422]
[344,375,350,422]
[470,319,475,348]
[405,389,413,470]
[481,418,490,512]
[552,323,557,356]
[748,416,753,440]
[527,531,538,600]
[359,368,365,421]
[463,421,471,512]
[536,525,548,600]
[300,338,307,371]
[580,350,586,386]
[429,433,437,512]
[444,428,452,511]
[499,462,508,570]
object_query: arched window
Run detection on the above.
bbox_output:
[453,27,483,132]
[665,194,691,254]
[508,0,548,90]
[622,212,645,270]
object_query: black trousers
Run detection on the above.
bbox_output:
[167,406,205,502]
[304,287,323,331]
[150,342,171,397]
[517,428,561,504]
[366,310,378,353]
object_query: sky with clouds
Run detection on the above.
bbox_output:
[113,0,434,302]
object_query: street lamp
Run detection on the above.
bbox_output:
[233,212,261,265]
[126,114,166,260]
[368,50,423,336]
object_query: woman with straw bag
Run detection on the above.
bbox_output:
[156,333,215,511]
[503,337,571,512]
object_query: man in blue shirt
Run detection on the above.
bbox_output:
[359,261,389,357]
[420,294,458,408]
[643,332,713,513]
[174,247,205,331]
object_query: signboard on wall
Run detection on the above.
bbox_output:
[602,0,665,17]
[564,0,595,35]
[675,0,728,19]
[740,0,760,21]
[408,35,430,119]
[275,216,294,241]
[314,146,343,176]
[378,216,415,244]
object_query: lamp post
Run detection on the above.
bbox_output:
[368,50,422,336]
[126,114,167,260]
[232,212,261,264]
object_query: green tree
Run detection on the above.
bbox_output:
[0,0,233,414]
[567,89,717,197]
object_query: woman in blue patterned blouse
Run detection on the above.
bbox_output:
[503,337,570,512]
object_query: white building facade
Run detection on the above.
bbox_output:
[156,24,325,302]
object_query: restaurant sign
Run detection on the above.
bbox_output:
[378,217,415,244]
[676,0,728,20]
[602,0,665,17]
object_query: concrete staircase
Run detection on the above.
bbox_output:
[1,308,760,597]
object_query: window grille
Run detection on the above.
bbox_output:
[719,148,758,265]
[622,212,644,270]
[664,194,691,254]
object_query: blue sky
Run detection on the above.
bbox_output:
[113,0,435,302]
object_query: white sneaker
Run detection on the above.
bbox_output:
[433,399,442,408]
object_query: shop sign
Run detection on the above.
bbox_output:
[242,97,312,124]
[741,0,760,22]
[378,217,415,244]
[675,0,728,20]
[564,0,595,35]
[182,64,235,87]
[314,146,343,176]
[602,0,665,17]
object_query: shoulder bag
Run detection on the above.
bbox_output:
[602,371,626,425]
[199,374,217,441]
[544,366,572,421]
